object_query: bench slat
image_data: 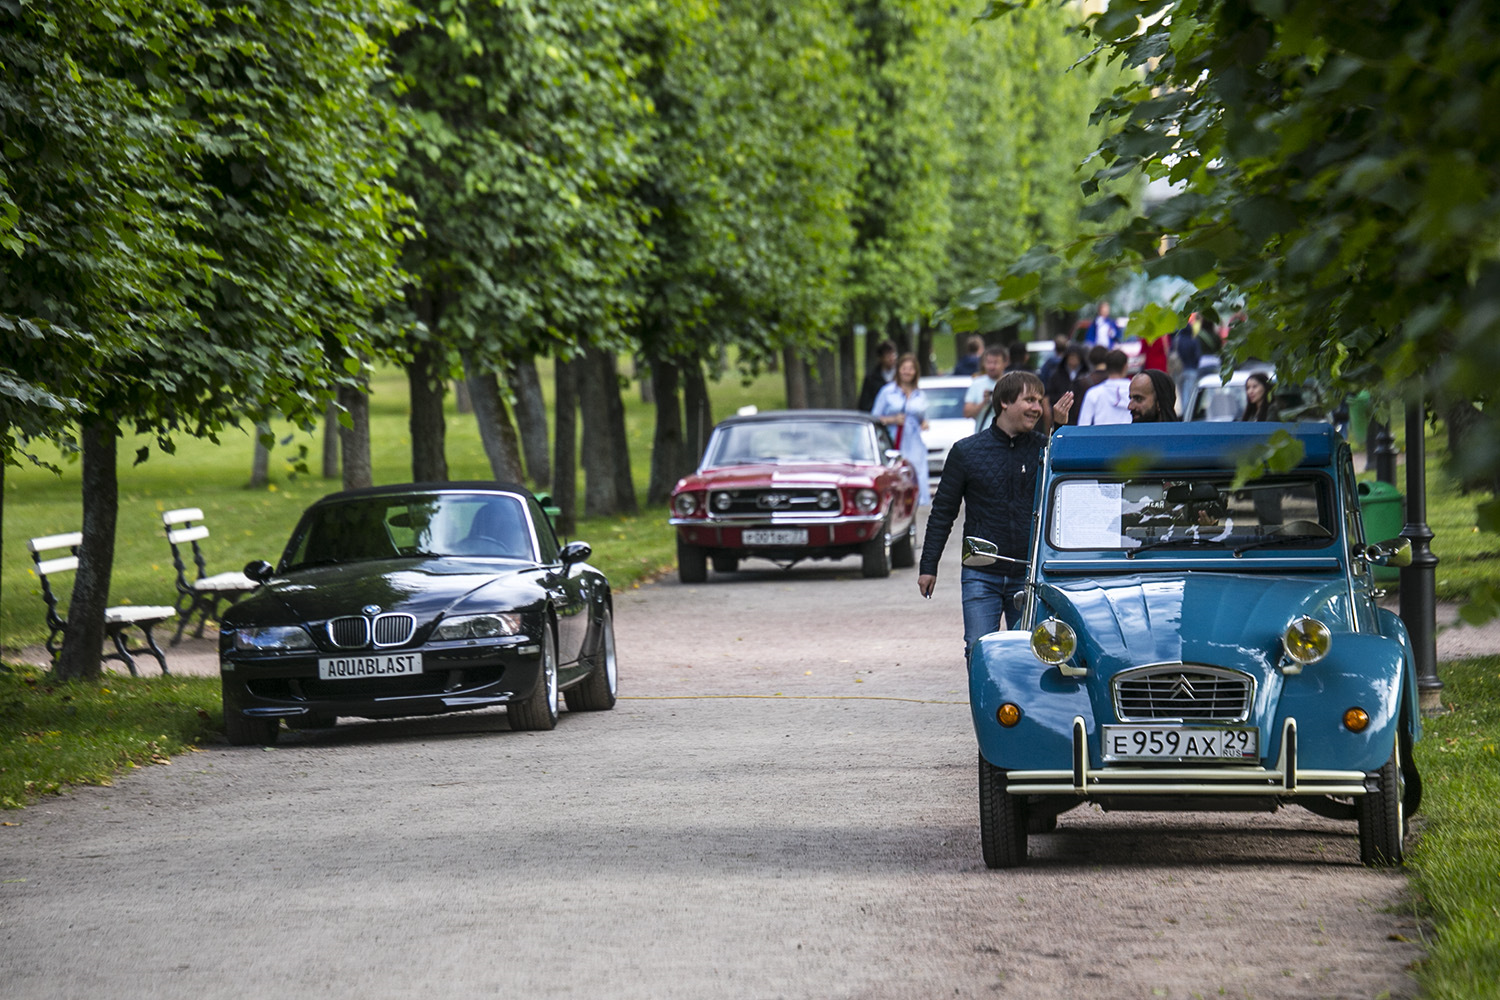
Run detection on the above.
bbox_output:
[29,532,83,553]
[105,606,177,624]
[36,555,79,575]
[167,525,211,544]
[194,572,258,591]
[162,508,205,525]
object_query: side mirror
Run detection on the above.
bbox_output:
[962,536,999,568]
[559,540,592,567]
[243,560,275,583]
[1363,537,1412,568]
[884,448,903,465]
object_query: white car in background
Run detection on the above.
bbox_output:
[918,375,978,475]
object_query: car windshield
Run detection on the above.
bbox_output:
[1191,382,1258,421]
[703,420,877,466]
[1047,475,1335,552]
[282,493,534,569]
[922,385,969,420]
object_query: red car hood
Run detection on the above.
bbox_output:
[676,462,879,491]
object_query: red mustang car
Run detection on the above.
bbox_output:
[669,410,920,582]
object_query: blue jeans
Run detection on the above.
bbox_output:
[961,566,1024,651]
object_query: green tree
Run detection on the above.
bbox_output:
[385,0,654,488]
[1,0,411,679]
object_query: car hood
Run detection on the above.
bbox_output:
[224,557,547,626]
[1037,572,1350,674]
[679,463,878,490]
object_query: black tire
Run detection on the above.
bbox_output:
[978,753,1028,868]
[564,606,618,712]
[861,525,892,579]
[711,553,740,574]
[1357,738,1406,866]
[285,713,337,731]
[678,536,707,584]
[509,626,559,731]
[890,520,916,569]
[223,682,280,746]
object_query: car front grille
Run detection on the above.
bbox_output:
[707,488,840,518]
[1113,665,1253,722]
[326,614,416,650]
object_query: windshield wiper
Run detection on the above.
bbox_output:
[1232,535,1328,556]
[1125,536,1219,558]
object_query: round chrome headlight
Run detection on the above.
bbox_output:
[712,491,732,512]
[672,492,699,517]
[817,489,838,509]
[854,488,879,513]
[1030,619,1077,665]
[1283,616,1332,665]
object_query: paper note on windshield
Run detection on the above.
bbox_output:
[1054,481,1124,548]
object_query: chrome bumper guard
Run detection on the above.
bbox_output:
[1004,717,1369,798]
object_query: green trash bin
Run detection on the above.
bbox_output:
[1357,479,1404,582]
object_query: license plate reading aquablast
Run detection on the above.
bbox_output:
[742,528,808,546]
[318,652,422,681]
[1102,725,1258,761]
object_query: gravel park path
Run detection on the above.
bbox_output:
[6,517,1485,999]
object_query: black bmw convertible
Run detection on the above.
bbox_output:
[218,483,617,745]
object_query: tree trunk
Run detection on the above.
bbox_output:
[338,381,373,490]
[510,358,550,489]
[809,346,839,408]
[647,357,685,506]
[463,353,525,482]
[604,351,638,513]
[635,356,654,404]
[683,359,713,465]
[408,339,449,483]
[321,402,340,479]
[917,323,935,376]
[783,347,809,409]
[839,328,858,409]
[248,421,271,488]
[452,378,472,414]
[56,417,117,680]
[553,357,578,535]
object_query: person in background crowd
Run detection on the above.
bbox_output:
[1087,300,1121,349]
[1128,369,1179,423]
[1076,349,1132,425]
[918,371,1073,650]
[1240,371,1279,422]
[871,353,931,505]
[1066,345,1111,425]
[857,339,898,412]
[1172,313,1205,415]
[1140,331,1169,373]
[963,345,1008,431]
[1037,333,1072,386]
[952,336,984,376]
[1008,341,1031,373]
[1046,345,1087,408]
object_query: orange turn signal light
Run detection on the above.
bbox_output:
[1343,707,1370,732]
[997,703,1022,728]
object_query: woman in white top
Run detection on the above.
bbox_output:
[871,353,931,505]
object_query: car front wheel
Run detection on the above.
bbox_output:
[861,524,892,578]
[677,536,707,584]
[978,753,1028,868]
[509,626,559,731]
[1357,737,1405,866]
[564,606,618,712]
[223,682,280,747]
[890,520,916,569]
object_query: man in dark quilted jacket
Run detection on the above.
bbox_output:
[918,370,1072,652]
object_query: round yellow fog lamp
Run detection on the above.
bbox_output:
[1031,618,1077,665]
[1283,616,1332,665]
[996,703,1022,728]
[1343,707,1370,732]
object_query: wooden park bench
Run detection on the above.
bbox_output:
[27,532,176,676]
[161,507,259,644]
